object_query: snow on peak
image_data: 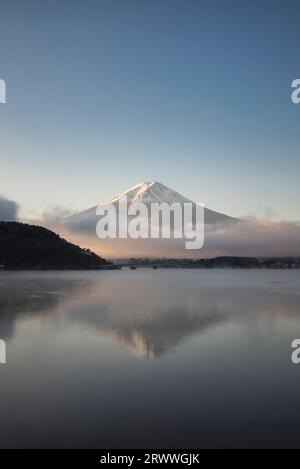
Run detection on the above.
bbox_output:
[108,181,192,206]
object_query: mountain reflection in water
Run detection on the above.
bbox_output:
[0,270,300,358]
[1,269,300,449]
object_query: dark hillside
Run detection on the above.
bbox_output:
[0,222,111,269]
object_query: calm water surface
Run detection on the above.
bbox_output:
[0,269,300,448]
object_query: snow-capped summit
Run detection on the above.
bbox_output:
[108,181,192,206]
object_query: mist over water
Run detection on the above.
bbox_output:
[1,269,300,448]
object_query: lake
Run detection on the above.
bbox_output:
[0,269,300,448]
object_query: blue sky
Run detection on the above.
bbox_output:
[0,0,300,220]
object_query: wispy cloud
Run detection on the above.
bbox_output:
[0,195,19,221]
[40,205,75,223]
[13,198,300,259]
[205,219,300,257]
[52,216,300,259]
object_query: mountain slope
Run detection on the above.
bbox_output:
[60,181,239,258]
[0,222,111,269]
[66,181,237,232]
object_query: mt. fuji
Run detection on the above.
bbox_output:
[67,181,236,231]
[60,181,238,258]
